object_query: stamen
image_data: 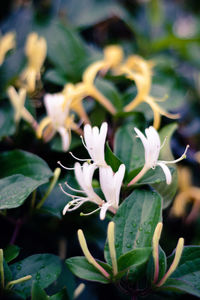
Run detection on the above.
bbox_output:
[57,161,75,170]
[161,145,190,165]
[64,181,85,193]
[59,183,77,198]
[69,151,90,162]
[80,207,100,216]
[80,135,90,151]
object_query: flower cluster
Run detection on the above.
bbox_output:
[60,122,125,220]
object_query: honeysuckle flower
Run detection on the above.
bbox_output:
[170,166,200,222]
[120,56,179,129]
[103,45,124,69]
[61,161,122,219]
[37,93,78,151]
[7,86,37,129]
[152,222,184,287]
[62,83,90,124]
[0,32,15,66]
[83,122,108,167]
[99,164,125,220]
[128,126,189,186]
[82,61,116,114]
[21,32,47,93]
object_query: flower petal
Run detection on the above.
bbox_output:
[157,162,172,185]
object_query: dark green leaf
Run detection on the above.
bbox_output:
[147,246,167,283]
[0,150,53,181]
[66,257,110,284]
[31,282,48,300]
[0,175,46,209]
[160,278,200,297]
[4,245,20,263]
[49,288,69,300]
[105,142,124,173]
[114,123,144,174]
[104,189,162,263]
[10,254,61,298]
[117,247,152,271]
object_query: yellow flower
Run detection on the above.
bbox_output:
[0,32,15,66]
[121,55,179,129]
[7,86,37,129]
[21,32,47,93]
[62,83,90,124]
[170,166,200,222]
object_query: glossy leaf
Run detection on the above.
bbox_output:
[117,247,152,272]
[31,282,48,300]
[0,104,15,140]
[4,245,20,263]
[10,254,61,298]
[105,142,124,173]
[66,257,111,284]
[104,189,162,263]
[114,123,144,173]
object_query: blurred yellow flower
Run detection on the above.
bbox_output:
[21,32,47,93]
[171,166,200,222]
[62,83,90,124]
[120,55,179,129]
[7,86,37,129]
[0,32,15,66]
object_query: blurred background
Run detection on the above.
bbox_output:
[1,0,200,299]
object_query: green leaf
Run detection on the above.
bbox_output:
[10,254,61,298]
[0,104,15,140]
[0,150,53,209]
[44,69,67,86]
[31,282,48,300]
[104,189,162,263]
[160,278,200,297]
[4,245,20,263]
[114,123,145,174]
[0,175,46,209]
[152,123,178,209]
[105,142,124,173]
[66,257,110,284]
[95,78,123,111]
[34,21,87,81]
[117,247,152,272]
[49,288,69,300]
[0,150,53,181]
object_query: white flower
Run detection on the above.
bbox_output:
[99,164,125,220]
[62,162,103,215]
[44,93,71,151]
[128,126,189,186]
[83,122,108,166]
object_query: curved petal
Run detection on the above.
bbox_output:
[100,202,112,220]
[57,126,70,152]
[157,162,172,185]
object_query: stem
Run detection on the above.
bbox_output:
[36,168,61,209]
[31,189,37,210]
[128,165,149,186]
[10,219,22,245]
[0,249,4,289]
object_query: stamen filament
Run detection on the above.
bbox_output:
[64,182,85,193]
[69,151,90,162]
[57,161,75,170]
[0,249,4,289]
[6,275,32,289]
[80,207,101,216]
[78,229,110,279]
[160,145,189,165]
